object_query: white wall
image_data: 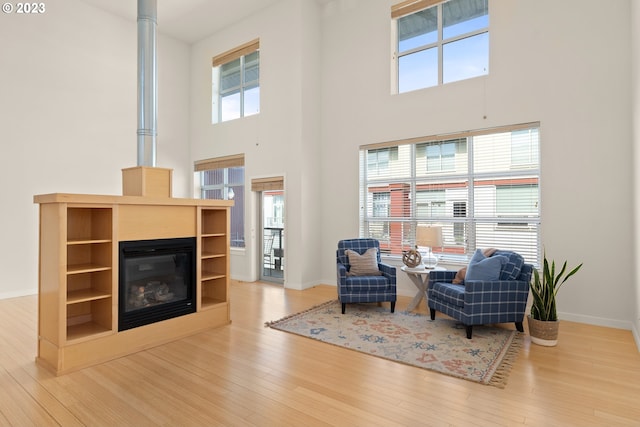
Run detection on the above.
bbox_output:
[0,0,190,298]
[156,36,192,197]
[318,0,635,330]
[190,0,322,289]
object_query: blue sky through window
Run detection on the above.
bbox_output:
[397,1,488,92]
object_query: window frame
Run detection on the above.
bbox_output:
[359,123,541,267]
[212,39,260,123]
[392,0,489,93]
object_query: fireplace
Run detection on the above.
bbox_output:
[118,237,196,331]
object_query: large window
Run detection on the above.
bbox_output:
[195,154,245,248]
[359,124,540,266]
[212,39,260,123]
[392,0,489,93]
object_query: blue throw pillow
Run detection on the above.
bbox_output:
[465,249,508,281]
[493,250,525,280]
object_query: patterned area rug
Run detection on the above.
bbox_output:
[266,300,523,388]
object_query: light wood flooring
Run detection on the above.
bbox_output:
[1,280,639,426]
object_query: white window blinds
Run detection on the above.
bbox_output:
[359,123,541,265]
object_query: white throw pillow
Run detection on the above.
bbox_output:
[346,248,382,276]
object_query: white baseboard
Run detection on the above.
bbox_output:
[558,311,635,332]
[285,280,327,291]
[0,288,37,300]
[633,321,640,352]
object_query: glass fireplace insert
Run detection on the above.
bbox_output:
[118,237,196,331]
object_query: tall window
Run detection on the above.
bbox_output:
[195,154,245,248]
[359,123,540,266]
[392,0,489,93]
[212,39,260,123]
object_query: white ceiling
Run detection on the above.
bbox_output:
[79,0,288,44]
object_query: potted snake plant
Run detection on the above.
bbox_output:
[528,253,582,346]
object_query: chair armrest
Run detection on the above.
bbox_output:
[337,262,347,287]
[378,262,397,284]
[464,280,530,303]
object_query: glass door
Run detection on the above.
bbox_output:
[260,190,284,283]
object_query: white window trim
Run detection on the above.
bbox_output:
[391,0,489,93]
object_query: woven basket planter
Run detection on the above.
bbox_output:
[527,315,559,346]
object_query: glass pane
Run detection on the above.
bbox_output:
[365,220,412,256]
[443,0,489,39]
[425,142,455,171]
[244,86,260,117]
[415,179,469,220]
[443,33,488,84]
[415,190,446,218]
[416,139,467,175]
[262,191,284,281]
[366,219,389,247]
[367,149,390,178]
[202,167,245,248]
[426,145,440,170]
[398,8,437,52]
[366,146,411,180]
[221,92,241,121]
[474,131,539,174]
[202,189,223,199]
[475,221,539,264]
[473,177,539,218]
[452,203,467,247]
[366,188,389,219]
[372,192,390,218]
[263,192,284,228]
[511,128,540,166]
[202,169,224,186]
[243,51,259,85]
[496,184,539,217]
[365,184,411,218]
[229,185,245,247]
[399,48,438,93]
[220,58,241,92]
[228,167,244,185]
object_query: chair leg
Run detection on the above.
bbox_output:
[429,308,436,320]
[341,303,346,314]
[466,325,473,339]
[515,321,524,332]
[390,301,395,313]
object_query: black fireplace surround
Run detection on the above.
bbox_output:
[118,237,196,331]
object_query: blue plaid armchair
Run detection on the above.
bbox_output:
[427,250,532,339]
[336,239,397,314]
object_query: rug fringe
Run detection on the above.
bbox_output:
[264,299,337,327]
[488,331,524,389]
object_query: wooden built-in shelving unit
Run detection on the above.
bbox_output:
[35,192,233,375]
[65,207,114,343]
[199,207,229,309]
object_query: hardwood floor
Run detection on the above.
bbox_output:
[1,280,639,426]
